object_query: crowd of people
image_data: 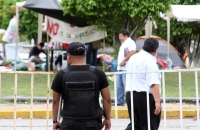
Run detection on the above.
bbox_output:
[50,30,161,130]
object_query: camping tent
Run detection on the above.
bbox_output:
[136,36,186,69]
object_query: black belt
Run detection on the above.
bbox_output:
[127,91,152,95]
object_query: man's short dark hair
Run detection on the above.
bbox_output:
[143,38,159,52]
[39,42,44,47]
[119,29,129,37]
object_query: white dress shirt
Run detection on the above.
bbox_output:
[117,37,136,71]
[126,50,160,93]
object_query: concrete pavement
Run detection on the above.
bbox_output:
[0,108,198,119]
[0,118,199,130]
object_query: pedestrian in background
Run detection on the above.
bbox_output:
[86,40,101,66]
[116,30,136,106]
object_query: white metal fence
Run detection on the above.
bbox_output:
[0,71,55,130]
[0,69,200,130]
[106,69,200,130]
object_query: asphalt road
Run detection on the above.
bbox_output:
[0,118,199,130]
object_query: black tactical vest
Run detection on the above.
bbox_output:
[61,66,102,120]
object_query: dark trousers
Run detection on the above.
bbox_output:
[55,54,67,66]
[61,119,102,130]
[125,91,161,130]
[86,43,97,66]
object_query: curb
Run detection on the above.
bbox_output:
[0,108,198,118]
[2,97,200,102]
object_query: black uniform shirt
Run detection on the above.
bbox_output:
[51,65,109,93]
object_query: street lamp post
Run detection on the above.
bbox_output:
[163,16,172,69]
[145,15,152,39]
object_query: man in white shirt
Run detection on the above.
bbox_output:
[117,30,136,106]
[125,38,161,130]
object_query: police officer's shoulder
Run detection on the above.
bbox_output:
[93,66,106,74]
[56,69,65,76]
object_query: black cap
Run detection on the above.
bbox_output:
[67,42,85,55]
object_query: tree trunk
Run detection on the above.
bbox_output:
[131,32,137,41]
[112,32,115,45]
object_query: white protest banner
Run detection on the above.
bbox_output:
[2,17,18,43]
[46,17,107,44]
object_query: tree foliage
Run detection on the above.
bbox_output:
[19,9,38,40]
[0,0,16,29]
[154,0,200,66]
[61,0,172,42]
[0,0,38,42]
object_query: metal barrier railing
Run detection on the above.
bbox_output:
[0,71,55,130]
[0,69,200,130]
[105,69,200,130]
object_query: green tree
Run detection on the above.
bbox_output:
[61,0,173,43]
[0,0,16,29]
[19,9,38,41]
[0,0,38,42]
[154,0,200,67]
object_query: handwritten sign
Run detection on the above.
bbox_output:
[46,17,107,44]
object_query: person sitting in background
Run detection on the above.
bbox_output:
[28,42,46,64]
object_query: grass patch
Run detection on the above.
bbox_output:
[163,72,200,97]
[0,70,199,98]
[107,71,200,98]
[1,73,54,97]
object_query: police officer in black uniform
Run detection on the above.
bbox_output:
[51,42,111,130]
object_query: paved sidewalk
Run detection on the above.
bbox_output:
[0,118,199,130]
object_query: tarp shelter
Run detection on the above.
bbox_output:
[160,5,200,63]
[15,0,107,71]
[22,0,106,43]
[136,36,185,69]
[23,0,88,27]
[170,5,200,21]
